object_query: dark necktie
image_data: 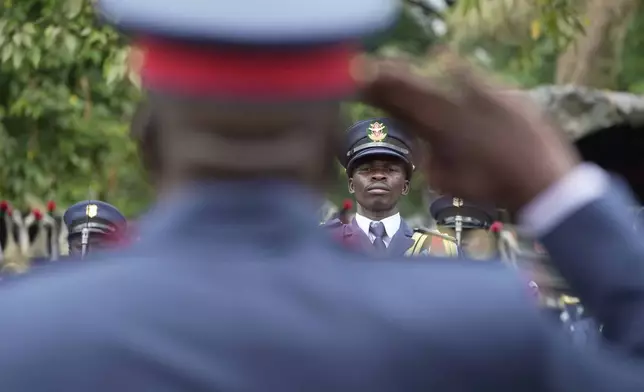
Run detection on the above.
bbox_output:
[369,221,387,252]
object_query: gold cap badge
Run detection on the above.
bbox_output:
[367,121,387,142]
[86,204,98,218]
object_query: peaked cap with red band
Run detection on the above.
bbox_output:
[96,0,400,100]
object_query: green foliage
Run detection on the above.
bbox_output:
[618,6,644,93]
[0,0,148,216]
[447,0,586,87]
[458,35,560,87]
[0,1,443,217]
[383,7,439,55]
[451,0,584,46]
[1,0,641,218]
[456,1,644,92]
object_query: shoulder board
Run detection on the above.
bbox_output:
[413,227,457,242]
[320,218,342,228]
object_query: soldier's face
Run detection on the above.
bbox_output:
[349,157,409,213]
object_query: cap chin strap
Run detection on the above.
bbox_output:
[80,227,89,259]
[454,216,463,246]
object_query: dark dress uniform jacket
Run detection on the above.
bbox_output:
[0,180,644,391]
[323,217,460,257]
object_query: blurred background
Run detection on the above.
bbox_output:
[1,0,644,218]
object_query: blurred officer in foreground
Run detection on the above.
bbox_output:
[1,1,644,391]
[63,200,127,258]
[324,118,459,257]
[430,195,498,259]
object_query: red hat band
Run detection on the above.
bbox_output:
[137,38,361,99]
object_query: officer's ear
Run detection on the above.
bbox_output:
[347,173,355,194]
[402,179,410,196]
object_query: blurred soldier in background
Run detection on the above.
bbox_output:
[334,199,354,224]
[319,199,353,225]
[7,202,66,274]
[0,202,28,274]
[22,208,56,267]
[63,200,128,258]
[430,195,498,259]
[0,201,24,273]
[0,202,6,266]
[45,201,67,260]
[558,295,602,347]
[494,220,602,344]
[317,199,338,224]
[325,118,458,257]
[496,224,571,302]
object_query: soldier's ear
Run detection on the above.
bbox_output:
[348,178,355,194]
[402,179,410,196]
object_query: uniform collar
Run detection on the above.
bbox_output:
[137,179,321,245]
[354,212,401,238]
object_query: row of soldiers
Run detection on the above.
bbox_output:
[2,114,592,339]
[0,199,127,273]
[0,200,66,266]
[320,193,595,340]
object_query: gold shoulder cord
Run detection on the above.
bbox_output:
[442,240,458,257]
[406,232,427,256]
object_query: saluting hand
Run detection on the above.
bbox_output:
[360,54,580,213]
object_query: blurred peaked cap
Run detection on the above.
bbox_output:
[430,195,498,229]
[63,200,126,236]
[95,0,401,100]
[341,117,415,175]
[96,0,401,45]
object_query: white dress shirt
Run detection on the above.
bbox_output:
[355,213,401,247]
[518,163,610,236]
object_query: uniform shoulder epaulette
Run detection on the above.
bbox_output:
[413,227,457,242]
[320,218,342,228]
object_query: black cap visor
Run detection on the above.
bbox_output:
[346,147,413,177]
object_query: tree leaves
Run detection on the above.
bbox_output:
[448,0,584,48]
[1,44,13,63]
[0,0,146,216]
[0,0,636,217]
[64,0,84,18]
